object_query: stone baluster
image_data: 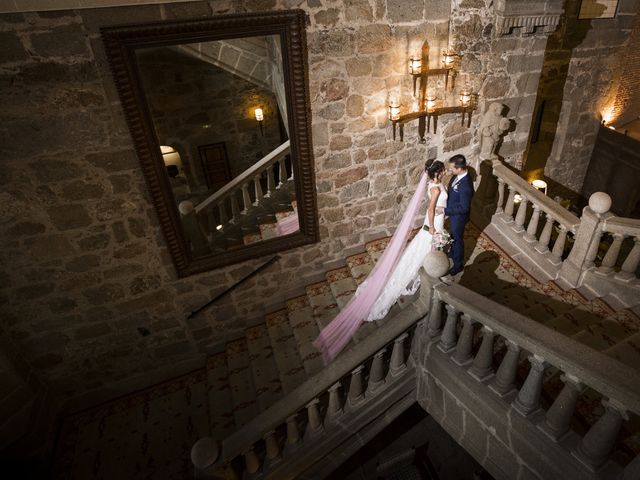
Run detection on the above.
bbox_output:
[584,226,603,269]
[389,333,409,376]
[347,367,364,406]
[243,446,260,474]
[305,398,323,435]
[241,183,252,214]
[217,202,228,225]
[278,158,287,188]
[617,236,640,281]
[438,304,458,353]
[513,196,529,232]
[599,233,625,274]
[253,175,263,206]
[550,225,568,265]
[265,166,276,197]
[286,414,300,445]
[288,157,294,181]
[495,178,505,214]
[453,314,475,366]
[427,296,444,337]
[535,213,554,253]
[539,374,582,441]
[574,399,628,469]
[620,453,640,480]
[504,186,517,222]
[512,354,546,416]
[264,430,281,461]
[490,340,520,396]
[328,382,344,417]
[468,326,495,381]
[230,192,240,223]
[224,463,239,480]
[367,349,386,393]
[524,204,541,242]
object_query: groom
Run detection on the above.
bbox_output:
[441,154,474,276]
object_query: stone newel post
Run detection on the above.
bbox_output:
[559,192,611,286]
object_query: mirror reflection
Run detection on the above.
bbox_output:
[135,35,299,257]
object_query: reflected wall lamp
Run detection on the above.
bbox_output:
[254,107,264,136]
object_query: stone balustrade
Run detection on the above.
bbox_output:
[429,282,640,475]
[188,141,292,230]
[599,216,640,282]
[192,269,433,479]
[492,162,580,274]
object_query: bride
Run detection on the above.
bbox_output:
[313,159,447,363]
[364,159,447,322]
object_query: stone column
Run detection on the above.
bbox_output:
[490,340,520,396]
[453,314,475,366]
[243,446,260,474]
[539,374,582,441]
[535,213,554,253]
[241,183,252,213]
[348,366,364,406]
[253,175,263,206]
[427,296,444,337]
[559,192,611,286]
[438,304,459,353]
[264,430,281,461]
[389,333,408,376]
[329,381,345,416]
[512,354,546,416]
[230,193,241,222]
[524,204,541,242]
[513,196,529,232]
[504,186,517,222]
[305,398,323,435]
[266,167,276,196]
[573,399,628,469]
[468,326,495,381]
[550,225,568,265]
[617,237,640,281]
[496,178,505,214]
[367,349,386,393]
[286,414,300,445]
[599,233,624,274]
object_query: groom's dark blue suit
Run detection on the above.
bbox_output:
[445,173,474,274]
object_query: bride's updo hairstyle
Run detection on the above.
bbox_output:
[425,159,445,180]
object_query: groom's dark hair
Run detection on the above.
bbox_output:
[449,154,467,169]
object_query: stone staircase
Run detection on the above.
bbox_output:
[54,223,640,479]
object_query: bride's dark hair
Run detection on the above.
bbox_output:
[425,159,445,180]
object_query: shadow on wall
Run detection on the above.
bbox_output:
[522,0,604,177]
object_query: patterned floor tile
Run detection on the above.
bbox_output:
[259,222,278,240]
[346,251,374,285]
[306,280,341,330]
[326,266,358,309]
[365,237,390,263]
[245,324,283,411]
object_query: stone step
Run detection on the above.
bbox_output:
[326,266,357,310]
[365,236,390,264]
[245,324,283,412]
[306,280,341,331]
[242,232,262,245]
[604,331,640,370]
[286,295,324,376]
[259,222,278,240]
[225,338,259,428]
[545,305,604,337]
[265,309,307,394]
[345,251,374,286]
[205,352,235,437]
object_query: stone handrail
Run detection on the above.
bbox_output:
[190,141,292,229]
[192,270,433,477]
[492,161,580,233]
[433,283,640,414]
[597,215,640,282]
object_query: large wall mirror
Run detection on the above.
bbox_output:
[102,10,318,277]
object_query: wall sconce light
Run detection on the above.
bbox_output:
[254,107,264,136]
[531,179,548,195]
[160,145,182,168]
[389,41,475,143]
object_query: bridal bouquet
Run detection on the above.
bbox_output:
[431,230,453,252]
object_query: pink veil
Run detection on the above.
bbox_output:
[312,172,429,363]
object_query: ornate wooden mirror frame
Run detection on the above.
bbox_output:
[102,10,317,277]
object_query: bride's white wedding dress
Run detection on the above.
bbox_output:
[363,181,448,322]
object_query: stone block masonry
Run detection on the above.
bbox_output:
[0,0,607,413]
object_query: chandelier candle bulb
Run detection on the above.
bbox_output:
[388,103,401,122]
[409,57,422,75]
[460,91,471,107]
[426,96,436,112]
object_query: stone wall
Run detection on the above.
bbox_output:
[540,0,638,192]
[0,0,611,411]
[611,13,640,127]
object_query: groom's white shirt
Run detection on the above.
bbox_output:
[451,171,468,188]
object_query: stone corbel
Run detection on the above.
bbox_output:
[494,0,565,36]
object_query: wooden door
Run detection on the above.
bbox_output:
[199,142,231,192]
